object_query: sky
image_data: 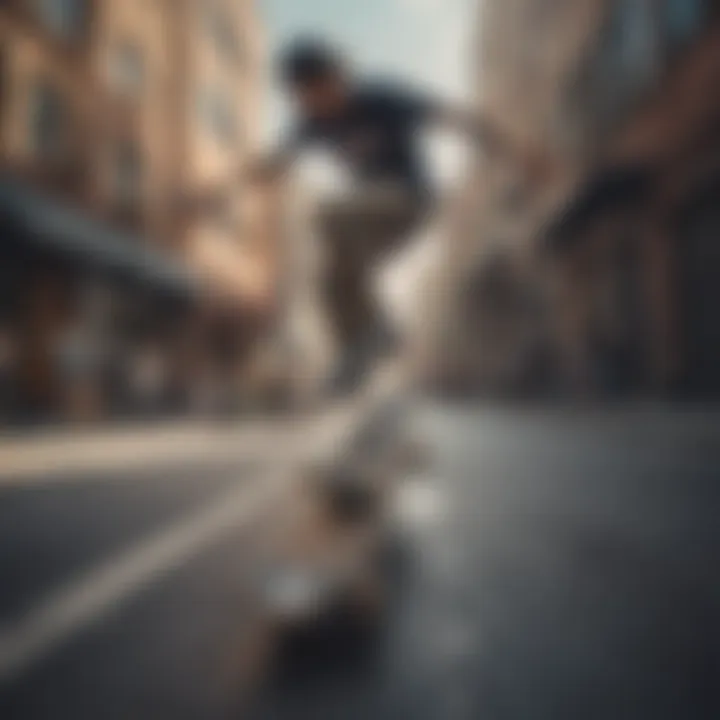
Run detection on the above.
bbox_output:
[258,0,476,187]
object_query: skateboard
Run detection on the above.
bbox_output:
[237,192,432,692]
[237,355,430,694]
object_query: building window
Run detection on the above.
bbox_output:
[38,0,88,39]
[108,42,144,96]
[197,88,237,146]
[29,80,65,158]
[589,0,661,127]
[663,0,706,48]
[608,0,659,83]
[204,5,241,64]
[0,44,6,125]
[111,141,143,208]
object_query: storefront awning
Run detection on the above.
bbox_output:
[0,176,198,301]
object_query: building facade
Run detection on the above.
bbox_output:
[0,0,273,425]
[544,0,720,399]
[434,0,720,400]
[166,0,276,413]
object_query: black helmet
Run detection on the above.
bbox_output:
[278,37,344,87]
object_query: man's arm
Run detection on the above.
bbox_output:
[244,147,297,185]
[175,146,297,217]
[386,81,552,183]
[431,104,553,183]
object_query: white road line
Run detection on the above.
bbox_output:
[0,369,409,684]
[0,471,289,685]
[0,425,296,487]
[0,363,405,486]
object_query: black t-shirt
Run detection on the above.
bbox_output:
[288,79,439,196]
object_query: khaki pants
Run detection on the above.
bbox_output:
[316,186,427,350]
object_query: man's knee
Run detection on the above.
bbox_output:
[323,260,366,311]
[315,198,361,240]
[315,192,423,248]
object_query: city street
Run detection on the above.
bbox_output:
[2,0,719,717]
[1,405,720,719]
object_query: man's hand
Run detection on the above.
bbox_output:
[245,151,293,186]
[517,144,555,187]
[171,185,229,218]
[171,151,292,219]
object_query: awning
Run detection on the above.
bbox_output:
[0,176,198,300]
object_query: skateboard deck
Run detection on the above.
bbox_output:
[235,355,427,700]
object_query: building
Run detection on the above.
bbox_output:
[434,0,720,400]
[542,0,720,399]
[0,0,273,424]
[167,0,275,412]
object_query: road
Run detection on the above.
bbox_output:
[1,405,719,719]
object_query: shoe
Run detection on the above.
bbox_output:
[325,320,403,400]
[325,342,372,399]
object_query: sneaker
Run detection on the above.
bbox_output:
[325,319,403,399]
[325,340,373,399]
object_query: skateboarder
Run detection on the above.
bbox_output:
[187,38,548,396]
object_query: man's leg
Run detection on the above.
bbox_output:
[323,242,374,355]
[317,188,424,395]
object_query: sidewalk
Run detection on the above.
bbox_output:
[0,417,298,485]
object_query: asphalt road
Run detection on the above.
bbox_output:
[1,405,720,719]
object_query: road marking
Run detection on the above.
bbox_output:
[0,423,296,487]
[0,471,290,685]
[0,368,410,684]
